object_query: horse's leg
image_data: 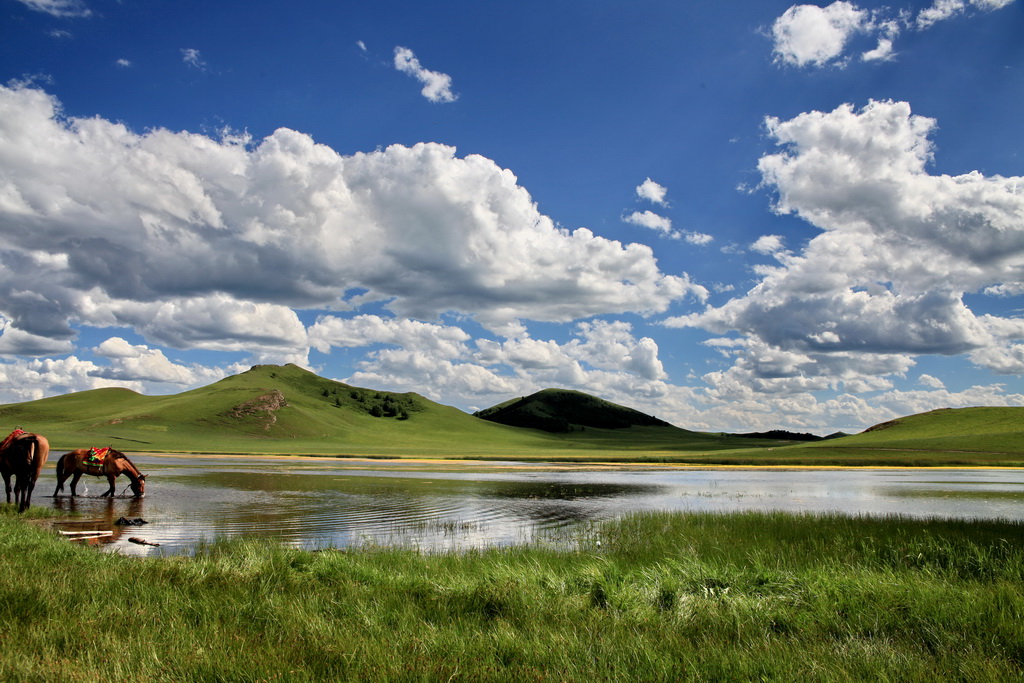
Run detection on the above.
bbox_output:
[19,476,35,512]
[13,475,25,511]
[70,472,83,497]
[2,472,10,504]
[101,474,116,497]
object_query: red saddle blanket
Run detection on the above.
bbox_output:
[0,429,26,452]
[85,447,110,465]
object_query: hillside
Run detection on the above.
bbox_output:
[0,364,778,458]
[474,388,675,433]
[823,407,1024,454]
[782,406,1024,467]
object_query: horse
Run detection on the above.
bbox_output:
[52,447,146,499]
[0,431,51,512]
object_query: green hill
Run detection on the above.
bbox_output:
[474,388,674,432]
[4,366,1018,465]
[784,407,1024,467]
[0,364,775,458]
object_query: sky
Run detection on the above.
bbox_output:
[0,0,1022,435]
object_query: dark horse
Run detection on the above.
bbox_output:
[0,430,51,512]
[53,448,146,499]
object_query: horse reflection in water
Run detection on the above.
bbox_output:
[52,496,147,547]
[52,448,147,499]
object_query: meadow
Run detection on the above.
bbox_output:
[2,505,1022,681]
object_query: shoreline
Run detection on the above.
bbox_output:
[89,450,1024,471]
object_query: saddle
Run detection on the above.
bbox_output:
[85,446,111,467]
[0,428,27,452]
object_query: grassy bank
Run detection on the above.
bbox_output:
[2,507,1022,681]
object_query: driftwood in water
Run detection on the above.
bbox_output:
[129,537,160,546]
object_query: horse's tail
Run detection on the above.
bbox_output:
[52,452,66,495]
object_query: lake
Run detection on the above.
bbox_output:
[42,455,1024,556]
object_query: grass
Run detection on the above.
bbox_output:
[1,505,1022,680]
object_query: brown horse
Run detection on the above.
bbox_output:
[0,431,51,512]
[52,448,146,499]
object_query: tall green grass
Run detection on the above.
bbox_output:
[1,505,1022,680]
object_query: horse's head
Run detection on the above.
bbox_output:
[130,473,146,498]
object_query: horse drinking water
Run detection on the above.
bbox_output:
[0,428,51,512]
[53,447,147,499]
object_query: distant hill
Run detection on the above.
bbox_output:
[735,430,823,442]
[474,388,675,433]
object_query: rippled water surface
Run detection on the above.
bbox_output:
[43,455,1024,556]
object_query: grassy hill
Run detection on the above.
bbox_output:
[781,407,1024,467]
[0,364,778,458]
[474,388,674,432]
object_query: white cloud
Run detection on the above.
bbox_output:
[861,37,896,62]
[92,337,223,385]
[918,373,946,389]
[683,231,714,246]
[771,2,869,68]
[14,0,90,17]
[772,0,1015,67]
[671,100,1024,394]
[751,234,785,255]
[116,59,132,68]
[916,0,1013,28]
[0,357,126,403]
[0,85,699,359]
[181,48,206,70]
[308,314,470,358]
[636,178,669,206]
[393,47,457,103]
[623,210,673,235]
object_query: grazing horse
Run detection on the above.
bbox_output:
[52,447,146,499]
[0,430,51,512]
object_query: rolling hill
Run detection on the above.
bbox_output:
[0,364,780,458]
[2,365,1021,465]
[474,388,674,432]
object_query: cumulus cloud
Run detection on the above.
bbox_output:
[91,337,224,385]
[771,1,870,68]
[623,210,673,235]
[636,178,669,206]
[671,100,1024,391]
[308,314,470,358]
[393,47,457,103]
[14,0,90,17]
[0,85,699,363]
[918,373,946,389]
[750,235,785,255]
[771,0,1015,68]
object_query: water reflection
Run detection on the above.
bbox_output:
[40,456,1024,556]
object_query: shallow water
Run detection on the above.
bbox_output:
[42,455,1024,556]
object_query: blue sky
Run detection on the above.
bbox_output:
[1,0,1022,434]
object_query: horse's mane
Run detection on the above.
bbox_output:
[112,450,144,476]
